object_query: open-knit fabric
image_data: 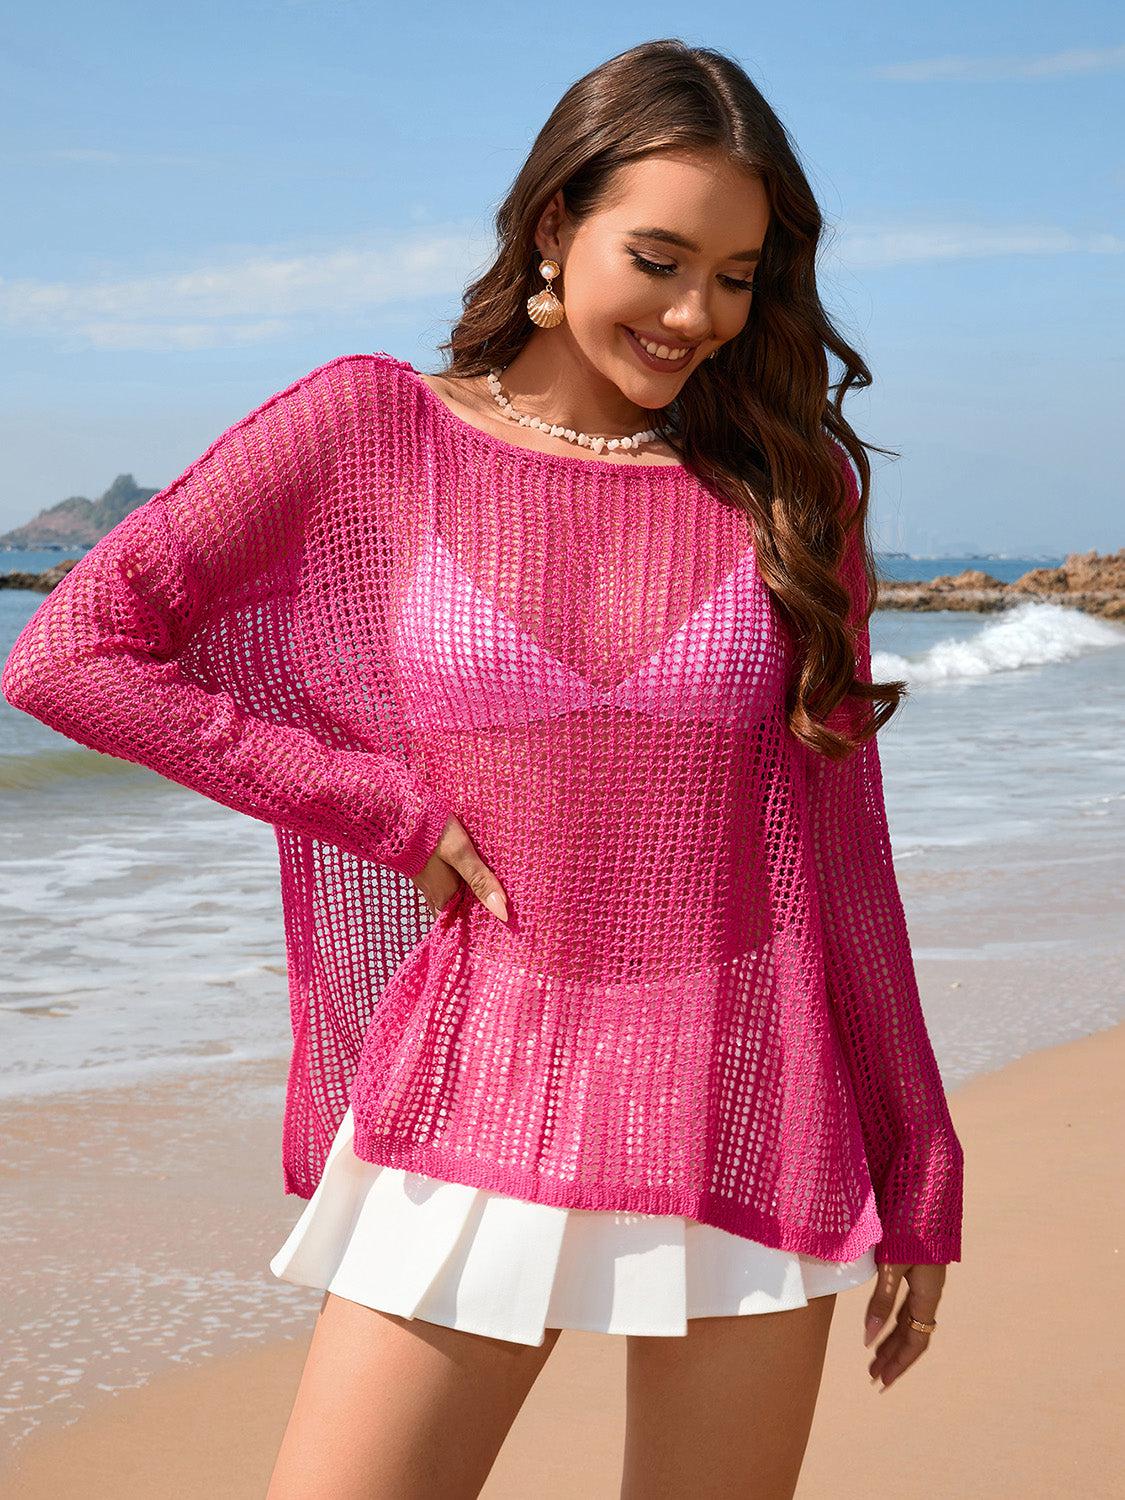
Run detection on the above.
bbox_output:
[1,350,964,1265]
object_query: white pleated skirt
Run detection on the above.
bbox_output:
[269,1104,877,1347]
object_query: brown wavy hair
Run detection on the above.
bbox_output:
[432,38,907,760]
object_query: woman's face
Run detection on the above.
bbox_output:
[535,149,772,411]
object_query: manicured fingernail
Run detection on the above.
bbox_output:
[864,1317,881,1346]
[486,891,508,922]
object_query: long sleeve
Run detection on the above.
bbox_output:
[803,449,964,1265]
[0,362,452,879]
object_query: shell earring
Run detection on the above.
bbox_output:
[527,258,565,329]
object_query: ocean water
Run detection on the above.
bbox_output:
[1,560,1123,1100]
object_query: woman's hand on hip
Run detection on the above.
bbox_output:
[411,814,509,924]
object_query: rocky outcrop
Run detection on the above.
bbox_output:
[877,549,1125,622]
[0,560,81,593]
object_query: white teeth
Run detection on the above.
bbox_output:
[630,329,692,361]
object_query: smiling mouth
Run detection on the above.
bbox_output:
[624,327,698,363]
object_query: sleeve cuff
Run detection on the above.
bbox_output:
[874,1230,962,1266]
[391,781,455,878]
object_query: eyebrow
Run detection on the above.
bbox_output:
[626,226,762,263]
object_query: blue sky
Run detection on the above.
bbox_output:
[1,2,1121,554]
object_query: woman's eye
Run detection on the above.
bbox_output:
[627,249,755,294]
[629,250,677,277]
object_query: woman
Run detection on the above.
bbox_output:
[1,38,963,1500]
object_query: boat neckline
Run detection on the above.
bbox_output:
[401,361,693,478]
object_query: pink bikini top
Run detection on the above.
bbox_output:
[392,529,789,735]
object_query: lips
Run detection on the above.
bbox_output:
[623,326,697,367]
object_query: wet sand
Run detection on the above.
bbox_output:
[2,1020,1122,1498]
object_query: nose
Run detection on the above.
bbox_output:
[661,293,714,346]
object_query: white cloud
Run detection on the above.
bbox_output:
[871,43,1125,82]
[0,229,497,351]
[0,147,215,169]
[76,320,292,352]
[835,223,1125,269]
[47,148,124,164]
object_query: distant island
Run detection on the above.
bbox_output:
[0,474,157,551]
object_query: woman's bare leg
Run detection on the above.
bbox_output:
[620,1293,838,1500]
[267,1290,561,1500]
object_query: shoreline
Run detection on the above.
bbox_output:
[3,1018,1122,1498]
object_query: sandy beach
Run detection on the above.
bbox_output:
[1,1017,1121,1499]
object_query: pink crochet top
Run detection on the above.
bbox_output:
[1,351,964,1265]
